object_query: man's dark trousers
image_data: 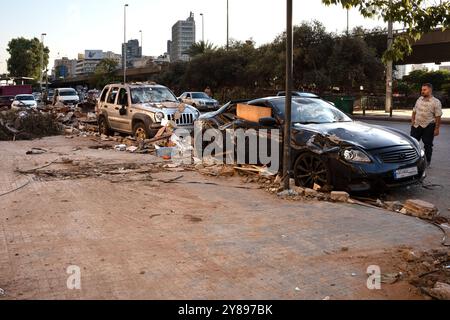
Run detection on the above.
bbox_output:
[411,123,436,163]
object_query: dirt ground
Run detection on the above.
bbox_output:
[0,135,448,300]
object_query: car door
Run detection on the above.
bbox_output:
[114,87,132,132]
[104,86,120,130]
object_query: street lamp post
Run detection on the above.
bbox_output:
[124,4,129,84]
[283,0,293,190]
[200,13,205,43]
[226,0,229,50]
[139,30,143,56]
[40,33,47,92]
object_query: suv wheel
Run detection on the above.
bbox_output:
[133,122,150,141]
[98,116,113,136]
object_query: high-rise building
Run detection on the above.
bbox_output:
[53,57,77,79]
[122,39,142,67]
[170,12,196,62]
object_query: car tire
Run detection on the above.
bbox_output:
[98,116,113,136]
[294,152,331,189]
[133,122,151,141]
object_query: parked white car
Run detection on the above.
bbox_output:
[178,92,220,112]
[11,94,38,110]
[53,88,80,106]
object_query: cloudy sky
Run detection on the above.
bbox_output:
[0,0,444,73]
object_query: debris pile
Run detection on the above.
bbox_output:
[0,110,62,141]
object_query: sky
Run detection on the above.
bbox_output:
[0,0,447,73]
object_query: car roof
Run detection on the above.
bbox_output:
[278,91,319,98]
[16,94,34,97]
[57,88,77,91]
[105,83,166,89]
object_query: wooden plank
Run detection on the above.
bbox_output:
[237,104,272,123]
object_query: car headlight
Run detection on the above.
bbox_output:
[155,112,165,121]
[342,149,372,163]
[421,150,425,158]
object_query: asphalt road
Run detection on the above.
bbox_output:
[363,119,450,219]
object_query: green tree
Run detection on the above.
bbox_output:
[403,69,450,91]
[7,37,49,80]
[91,59,119,88]
[327,36,385,92]
[322,0,450,62]
[186,41,217,57]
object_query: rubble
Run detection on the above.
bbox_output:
[401,199,438,220]
[330,191,350,203]
[424,282,450,300]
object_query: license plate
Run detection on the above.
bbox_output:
[394,167,418,180]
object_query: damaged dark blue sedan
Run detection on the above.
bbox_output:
[197,96,427,193]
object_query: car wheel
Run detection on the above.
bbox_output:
[98,116,113,136]
[294,152,330,189]
[133,122,150,141]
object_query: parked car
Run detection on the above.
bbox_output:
[0,96,15,108]
[11,94,38,110]
[178,92,220,111]
[53,88,80,106]
[32,92,42,103]
[196,96,426,193]
[277,91,320,98]
[87,89,100,105]
[97,83,201,140]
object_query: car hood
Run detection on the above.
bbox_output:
[294,121,414,150]
[195,98,217,103]
[59,96,79,100]
[15,101,36,105]
[138,101,199,114]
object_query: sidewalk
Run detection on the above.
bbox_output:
[353,109,450,124]
[0,136,444,300]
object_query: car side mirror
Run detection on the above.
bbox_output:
[259,117,278,127]
[119,106,127,116]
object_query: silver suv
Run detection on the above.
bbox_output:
[96,83,200,140]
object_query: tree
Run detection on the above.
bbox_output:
[91,59,119,89]
[403,69,450,91]
[7,37,49,80]
[322,0,450,62]
[186,41,217,57]
[327,36,385,92]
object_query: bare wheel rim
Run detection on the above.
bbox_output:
[135,127,147,141]
[295,154,328,188]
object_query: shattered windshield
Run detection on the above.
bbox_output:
[59,90,77,97]
[16,95,34,101]
[273,98,352,124]
[131,87,178,104]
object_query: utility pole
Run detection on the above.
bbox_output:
[386,14,394,115]
[40,33,47,92]
[124,4,129,84]
[139,30,143,56]
[200,13,205,43]
[226,0,229,50]
[283,0,293,190]
[346,8,350,35]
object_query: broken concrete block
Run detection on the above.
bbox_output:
[402,199,438,220]
[330,191,350,203]
[277,190,299,198]
[293,186,305,196]
[304,188,319,198]
[426,282,450,300]
[384,201,404,212]
[289,178,296,189]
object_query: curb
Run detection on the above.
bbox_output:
[352,115,450,125]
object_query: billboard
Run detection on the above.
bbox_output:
[85,50,104,60]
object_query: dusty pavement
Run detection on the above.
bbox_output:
[364,120,450,219]
[0,136,447,300]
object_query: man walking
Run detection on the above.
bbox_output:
[411,83,443,166]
